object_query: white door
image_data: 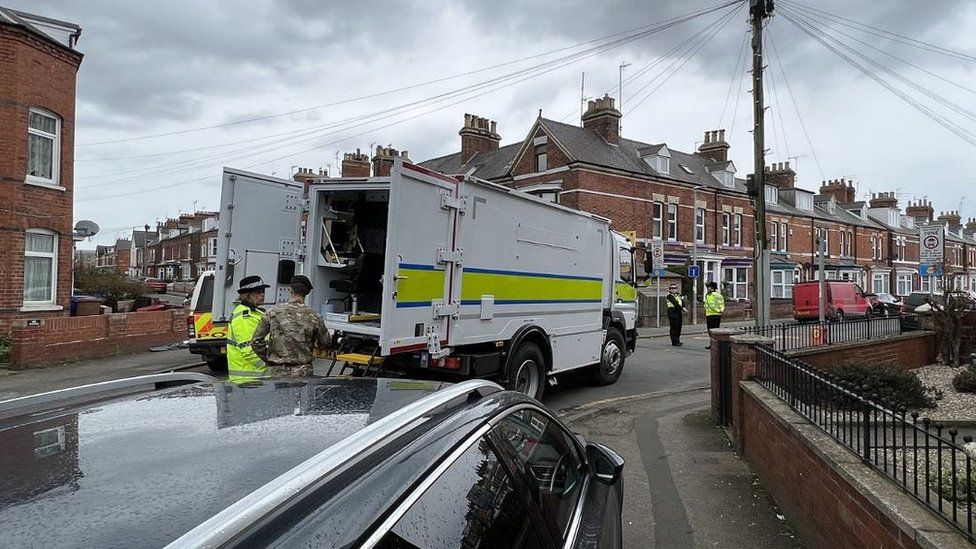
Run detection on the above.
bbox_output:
[213,168,304,322]
[380,160,459,355]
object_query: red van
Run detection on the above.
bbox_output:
[793,281,871,321]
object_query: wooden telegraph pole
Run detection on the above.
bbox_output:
[750,0,774,326]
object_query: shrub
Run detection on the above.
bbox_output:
[931,468,976,504]
[73,267,148,310]
[953,368,976,394]
[0,334,9,365]
[830,362,936,409]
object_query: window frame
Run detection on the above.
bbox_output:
[666,203,677,242]
[652,202,664,240]
[23,228,58,307]
[732,214,742,247]
[771,269,794,298]
[770,221,778,251]
[780,222,788,252]
[695,207,705,244]
[722,213,731,246]
[27,107,62,188]
[534,143,548,173]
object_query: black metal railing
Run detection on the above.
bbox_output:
[740,313,919,352]
[754,344,974,543]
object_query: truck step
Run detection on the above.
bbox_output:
[336,353,384,366]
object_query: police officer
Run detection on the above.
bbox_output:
[704,281,726,349]
[227,275,271,383]
[252,275,331,377]
[666,283,687,347]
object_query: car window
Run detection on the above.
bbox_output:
[193,275,214,313]
[492,409,585,543]
[376,437,546,549]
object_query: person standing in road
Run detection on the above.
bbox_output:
[666,283,687,347]
[227,276,271,383]
[704,281,725,350]
[252,275,331,378]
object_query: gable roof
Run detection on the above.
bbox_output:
[0,6,81,51]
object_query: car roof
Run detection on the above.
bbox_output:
[0,377,504,548]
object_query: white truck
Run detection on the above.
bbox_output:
[211,159,637,399]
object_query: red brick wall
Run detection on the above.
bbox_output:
[789,331,937,370]
[8,309,185,369]
[0,26,82,328]
[740,387,924,549]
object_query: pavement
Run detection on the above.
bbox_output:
[636,318,755,340]
[0,328,807,547]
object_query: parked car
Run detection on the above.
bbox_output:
[864,292,903,316]
[792,281,871,321]
[0,375,624,549]
[143,277,167,293]
[902,291,943,314]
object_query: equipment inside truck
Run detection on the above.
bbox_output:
[311,187,389,327]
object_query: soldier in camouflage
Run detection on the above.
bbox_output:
[251,275,331,377]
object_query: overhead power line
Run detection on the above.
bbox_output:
[717,26,749,129]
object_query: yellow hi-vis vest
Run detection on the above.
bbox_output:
[227,304,268,382]
[704,290,726,317]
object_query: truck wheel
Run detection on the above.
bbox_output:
[593,328,625,386]
[206,356,228,373]
[505,342,545,401]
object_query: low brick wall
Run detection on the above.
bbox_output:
[788,331,937,371]
[8,309,186,370]
[740,382,962,548]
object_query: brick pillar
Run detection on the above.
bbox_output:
[730,334,775,452]
[709,328,738,423]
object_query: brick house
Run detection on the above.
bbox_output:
[93,239,131,276]
[0,6,82,331]
[145,212,217,281]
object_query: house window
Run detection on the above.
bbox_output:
[771,269,794,298]
[722,213,731,246]
[27,108,61,186]
[722,266,748,300]
[764,185,778,205]
[780,222,788,252]
[733,214,742,247]
[534,190,559,203]
[534,143,547,172]
[695,208,705,244]
[770,222,778,251]
[816,228,829,256]
[652,202,663,239]
[872,272,889,294]
[24,229,58,304]
[896,273,913,296]
[667,203,677,242]
[209,238,218,256]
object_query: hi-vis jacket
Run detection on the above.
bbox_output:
[704,290,726,317]
[666,293,684,312]
[227,304,269,382]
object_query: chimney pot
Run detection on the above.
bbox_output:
[718,129,726,142]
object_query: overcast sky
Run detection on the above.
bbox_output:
[9,0,976,247]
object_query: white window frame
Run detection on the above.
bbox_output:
[652,202,663,240]
[667,203,677,242]
[722,266,749,300]
[722,213,731,246]
[26,107,62,188]
[896,273,913,296]
[23,228,59,308]
[534,142,547,172]
[872,272,889,294]
[209,237,218,257]
[733,214,742,247]
[770,222,778,251]
[771,269,794,298]
[780,222,788,252]
[695,208,705,244]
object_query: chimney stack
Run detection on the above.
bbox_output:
[937,210,963,231]
[764,161,796,189]
[341,148,370,178]
[292,166,319,184]
[459,113,501,163]
[868,191,898,210]
[697,129,730,163]
[905,199,934,223]
[964,217,976,237]
[372,145,400,177]
[581,95,622,144]
[818,178,856,204]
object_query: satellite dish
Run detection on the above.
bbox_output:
[75,220,100,238]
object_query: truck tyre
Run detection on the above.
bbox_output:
[593,328,625,386]
[206,356,228,373]
[505,342,545,401]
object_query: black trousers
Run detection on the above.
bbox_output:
[706,315,722,331]
[668,310,683,345]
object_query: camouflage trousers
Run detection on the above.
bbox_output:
[269,364,312,378]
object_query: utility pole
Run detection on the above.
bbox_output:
[751,0,774,327]
[618,61,631,132]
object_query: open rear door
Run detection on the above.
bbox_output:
[380,160,461,355]
[213,168,304,322]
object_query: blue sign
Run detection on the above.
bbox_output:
[688,265,701,279]
[919,264,943,277]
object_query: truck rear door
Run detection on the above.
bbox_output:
[213,168,304,322]
[380,160,460,355]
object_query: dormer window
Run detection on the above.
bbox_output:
[639,144,670,175]
[826,200,836,215]
[764,185,778,205]
[795,192,814,211]
[708,160,736,188]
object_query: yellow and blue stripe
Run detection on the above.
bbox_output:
[395,264,603,308]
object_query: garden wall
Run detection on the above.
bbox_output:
[788,331,937,371]
[7,309,185,370]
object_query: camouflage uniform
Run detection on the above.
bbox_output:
[251,301,331,377]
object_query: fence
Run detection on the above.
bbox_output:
[754,344,974,543]
[740,313,919,352]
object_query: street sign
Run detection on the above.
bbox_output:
[919,225,944,264]
[650,241,665,272]
[620,230,637,247]
[688,265,700,279]
[919,263,944,277]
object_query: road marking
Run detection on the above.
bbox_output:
[559,385,709,423]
